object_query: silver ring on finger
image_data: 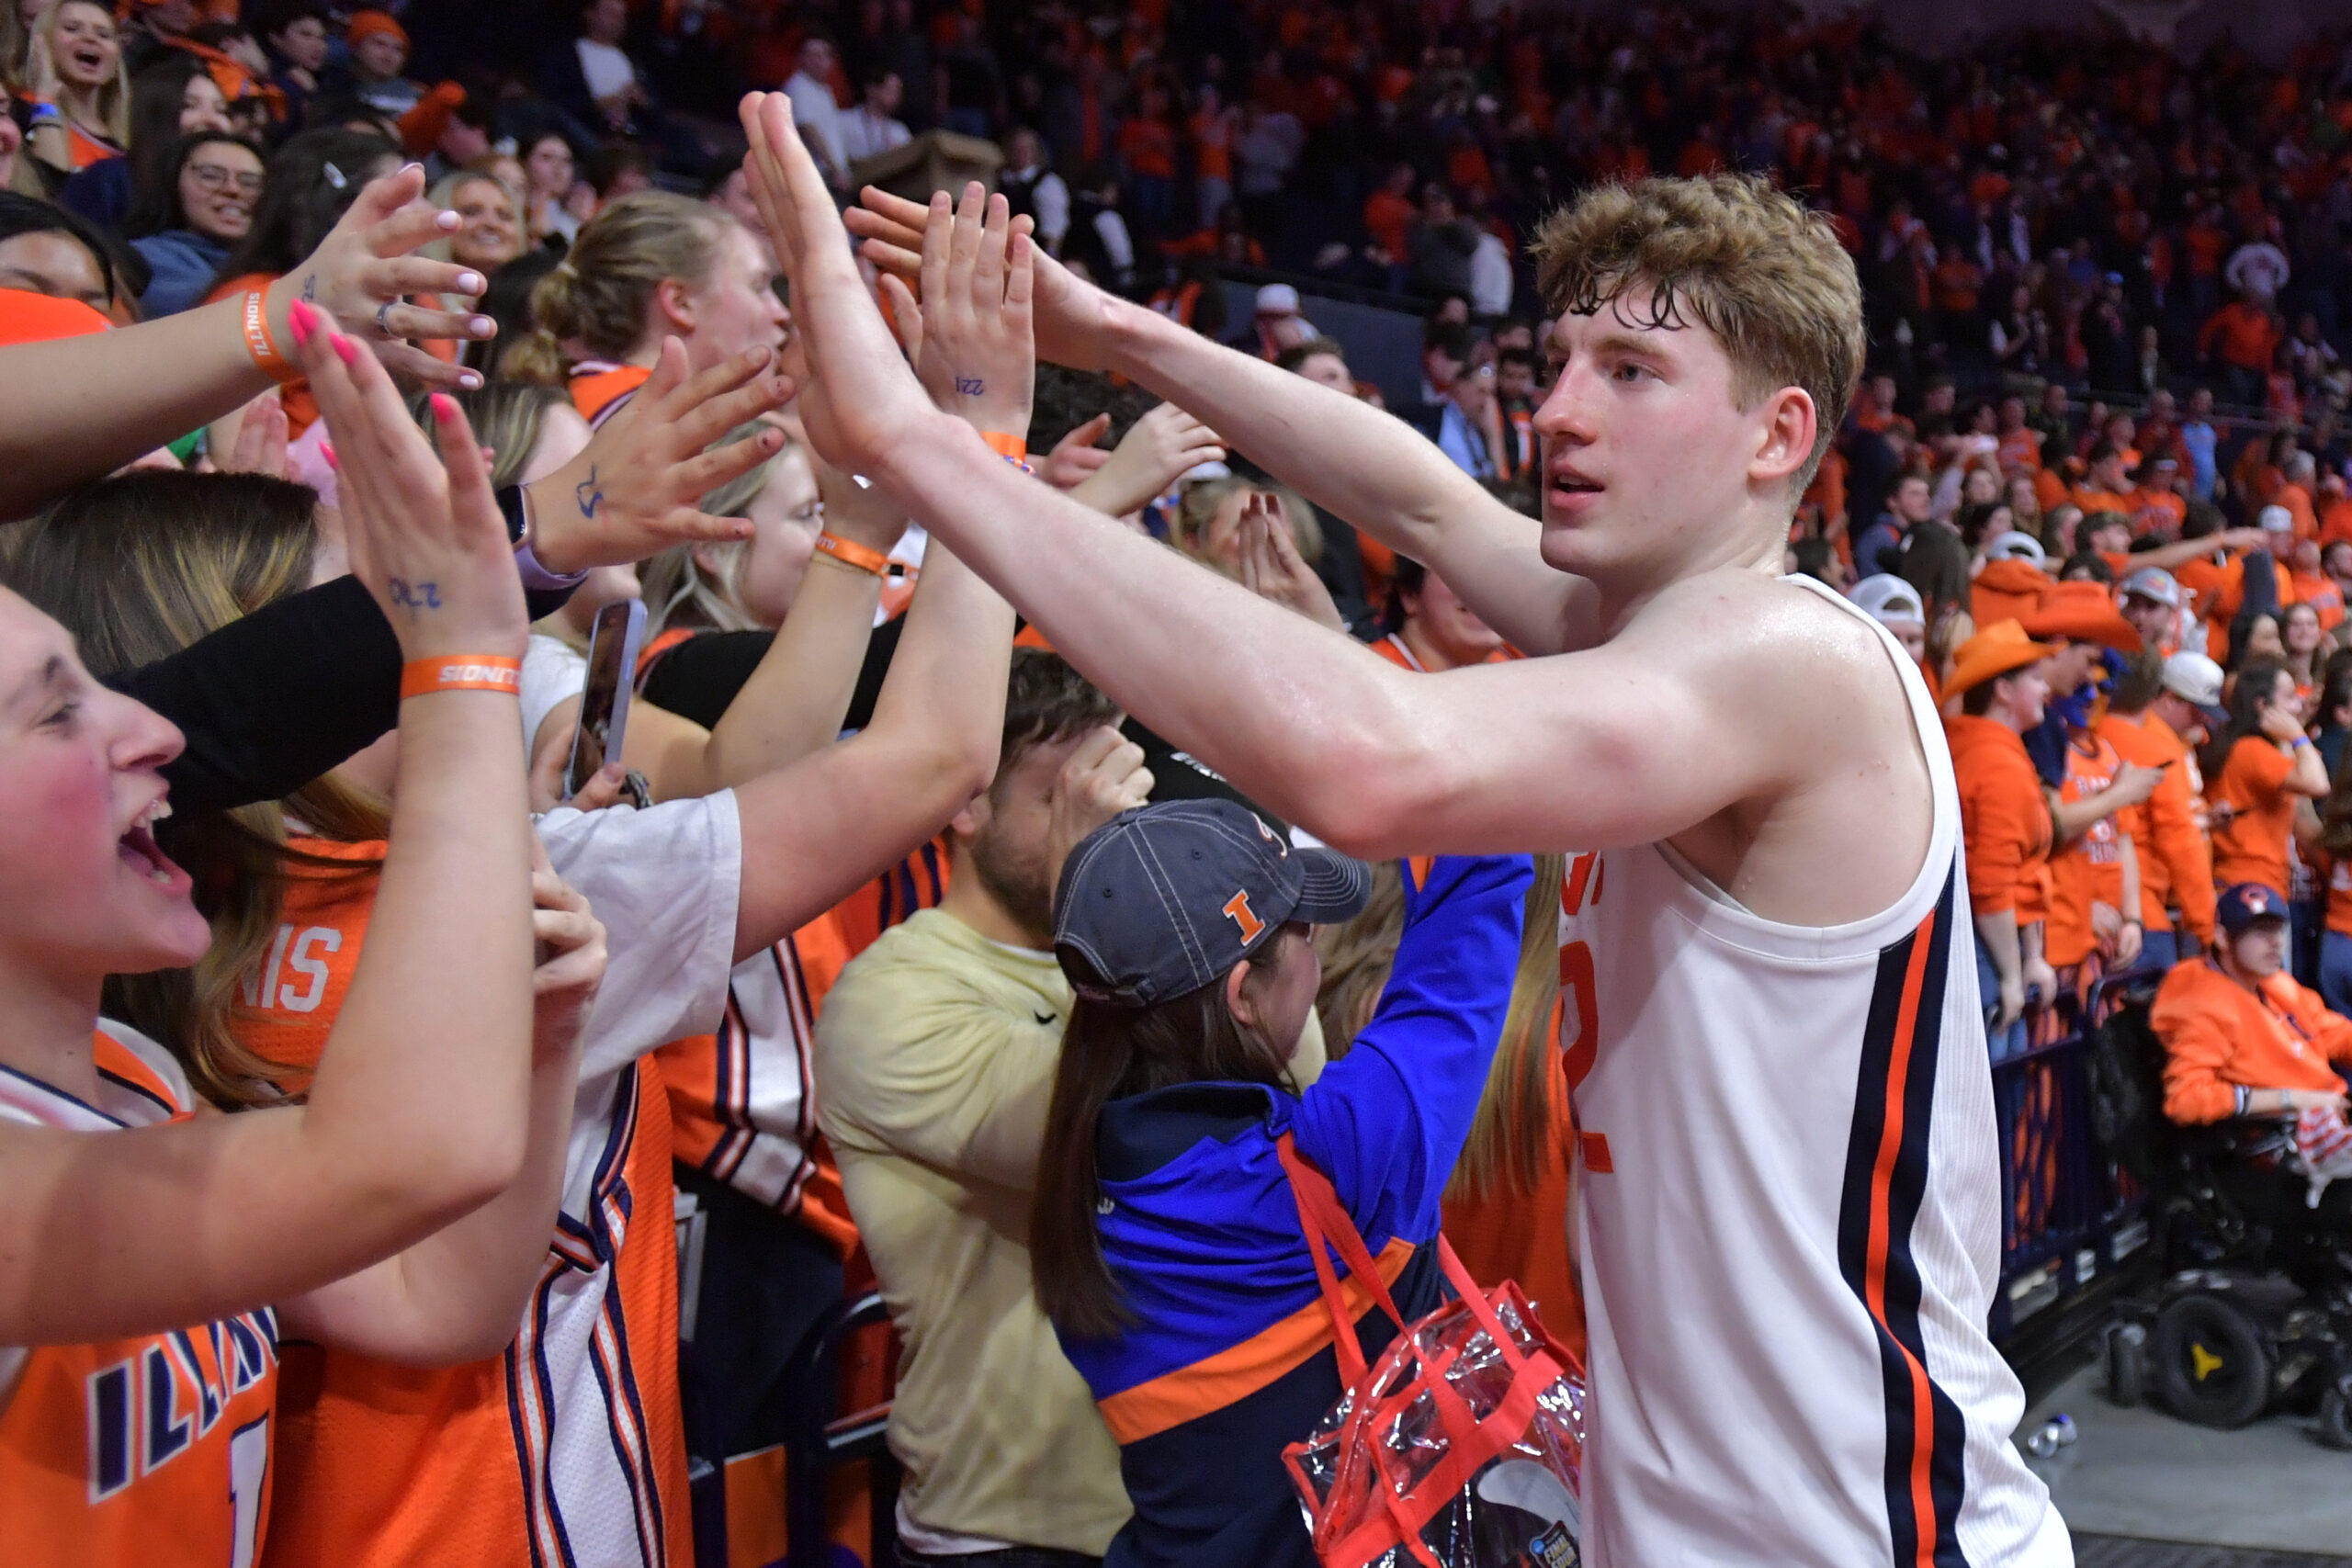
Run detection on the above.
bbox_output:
[377,299,401,339]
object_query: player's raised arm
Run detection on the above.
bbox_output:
[738,95,1853,862]
[849,183,1594,655]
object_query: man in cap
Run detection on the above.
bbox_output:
[1945,620,2060,1048]
[1235,282,1312,361]
[2153,883,2352,1145]
[2096,649,2223,972]
[2118,565,2185,654]
[1973,529,2054,629]
[1848,573,1927,663]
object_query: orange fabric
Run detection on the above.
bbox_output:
[1362,189,1414,258]
[2320,498,2352,548]
[2152,957,2352,1124]
[0,1039,283,1568]
[64,121,123,170]
[1011,623,1056,651]
[2032,466,2072,518]
[2199,301,2279,373]
[240,840,690,1568]
[2207,736,2298,897]
[571,364,653,424]
[1996,427,2042,473]
[1968,558,2052,631]
[1440,1031,1584,1369]
[1096,1237,1415,1443]
[2045,728,2128,967]
[205,274,319,434]
[829,838,950,959]
[2326,852,2352,939]
[2071,486,2134,519]
[1116,117,1176,179]
[2276,481,2319,543]
[1947,714,2052,920]
[2292,571,2345,632]
[2095,709,2216,942]
[0,287,110,344]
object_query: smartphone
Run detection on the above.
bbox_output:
[565,599,647,800]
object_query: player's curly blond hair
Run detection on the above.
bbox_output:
[1532,174,1865,490]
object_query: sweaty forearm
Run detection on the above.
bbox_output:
[883,419,1430,846]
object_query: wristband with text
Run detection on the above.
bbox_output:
[979,431,1027,462]
[812,531,891,577]
[241,289,301,385]
[401,655,522,700]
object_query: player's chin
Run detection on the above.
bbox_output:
[1535,514,1603,575]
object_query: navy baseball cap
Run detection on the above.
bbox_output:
[1052,799,1373,1009]
[2216,882,2289,935]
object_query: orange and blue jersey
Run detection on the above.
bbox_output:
[0,1025,283,1568]
[1056,854,1531,1568]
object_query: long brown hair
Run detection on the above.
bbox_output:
[4,470,388,1108]
[1312,856,1566,1200]
[1032,939,1304,1340]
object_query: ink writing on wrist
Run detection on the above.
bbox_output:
[575,465,604,519]
[388,578,442,610]
[955,377,985,396]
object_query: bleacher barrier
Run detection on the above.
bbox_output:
[782,1292,900,1568]
[1991,968,2157,1376]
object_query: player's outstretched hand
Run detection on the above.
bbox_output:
[525,339,797,573]
[738,92,941,478]
[1072,401,1226,518]
[849,182,1118,374]
[279,164,498,390]
[1038,412,1114,490]
[290,299,527,664]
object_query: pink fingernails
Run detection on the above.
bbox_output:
[329,333,358,366]
[287,298,317,344]
[429,392,458,422]
[456,271,485,294]
[320,441,337,470]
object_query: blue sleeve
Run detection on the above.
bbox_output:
[1290,853,1533,1247]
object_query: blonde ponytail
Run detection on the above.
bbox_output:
[511,192,729,382]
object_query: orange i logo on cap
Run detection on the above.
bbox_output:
[1223,891,1264,942]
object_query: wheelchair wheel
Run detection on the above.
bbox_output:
[2101,1321,2147,1407]
[2154,1292,2272,1429]
[2320,1380,2352,1452]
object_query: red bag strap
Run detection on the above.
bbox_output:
[1275,1134,1408,1385]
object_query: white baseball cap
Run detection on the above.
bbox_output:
[1254,283,1302,316]
[2160,650,2226,720]
[2259,504,2294,533]
[1984,530,2047,565]
[1849,573,1926,627]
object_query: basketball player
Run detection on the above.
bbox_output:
[744,96,2068,1566]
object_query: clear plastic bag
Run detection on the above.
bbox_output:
[1276,1135,1587,1568]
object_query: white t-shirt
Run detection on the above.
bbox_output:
[837,105,911,165]
[521,633,588,756]
[784,70,848,175]
[575,39,637,105]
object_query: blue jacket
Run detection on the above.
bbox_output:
[1059,853,1532,1568]
[130,230,231,319]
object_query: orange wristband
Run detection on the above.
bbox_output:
[979,431,1027,462]
[240,289,300,385]
[400,655,522,700]
[812,531,891,577]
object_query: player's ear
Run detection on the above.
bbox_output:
[1751,386,1817,489]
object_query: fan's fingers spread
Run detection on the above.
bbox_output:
[857,236,923,280]
[428,394,498,516]
[350,163,425,228]
[638,337,691,412]
[649,508,758,545]
[879,273,924,359]
[671,344,774,416]
[948,181,985,286]
[1004,229,1034,315]
[673,372,789,454]
[672,436,786,498]
[972,191,1009,304]
[918,189,952,306]
[375,340,484,389]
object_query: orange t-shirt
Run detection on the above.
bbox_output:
[2153,957,2352,1124]
[1116,117,1177,180]
[2207,735,2299,896]
[1947,714,2053,922]
[2045,728,2128,967]
[2095,708,2216,942]
[64,121,123,170]
[2325,852,2352,938]
[571,363,654,426]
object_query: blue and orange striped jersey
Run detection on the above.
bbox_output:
[1055,854,1531,1568]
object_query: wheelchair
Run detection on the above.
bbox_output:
[2086,984,2352,1447]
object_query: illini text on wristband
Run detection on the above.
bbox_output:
[400,656,523,700]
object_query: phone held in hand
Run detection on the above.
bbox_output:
[565,599,647,800]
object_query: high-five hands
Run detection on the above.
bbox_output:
[1070,401,1227,518]
[845,183,1121,373]
[873,182,1035,443]
[735,92,944,477]
[1235,492,1347,634]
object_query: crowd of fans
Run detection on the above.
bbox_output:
[0,3,2348,1568]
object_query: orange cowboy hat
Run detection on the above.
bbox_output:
[1945,618,2058,700]
[2018,579,2142,654]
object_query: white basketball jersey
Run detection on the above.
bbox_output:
[1563,574,2070,1567]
